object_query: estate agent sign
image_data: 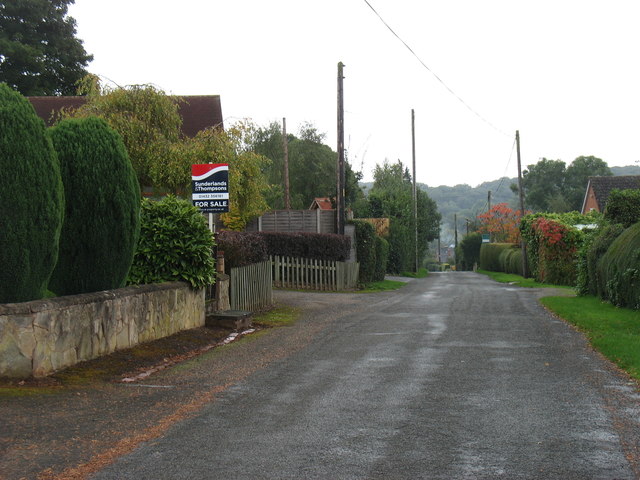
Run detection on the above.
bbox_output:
[191,163,229,213]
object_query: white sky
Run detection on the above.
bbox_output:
[68,0,640,187]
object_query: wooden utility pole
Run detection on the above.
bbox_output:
[516,130,528,277]
[454,214,458,247]
[488,190,492,212]
[283,117,291,210]
[412,109,418,273]
[336,62,346,235]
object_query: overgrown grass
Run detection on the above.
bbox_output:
[477,269,573,289]
[400,268,429,278]
[541,295,640,380]
[253,304,300,327]
[358,279,407,293]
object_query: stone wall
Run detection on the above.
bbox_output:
[0,282,204,378]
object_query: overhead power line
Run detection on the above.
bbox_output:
[362,0,510,138]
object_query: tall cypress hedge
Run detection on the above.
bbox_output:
[48,117,140,295]
[596,222,640,309]
[0,84,64,302]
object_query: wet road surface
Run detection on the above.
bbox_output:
[90,272,640,479]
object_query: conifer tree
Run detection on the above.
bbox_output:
[48,117,140,295]
[0,83,64,302]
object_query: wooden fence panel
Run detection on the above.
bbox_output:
[271,255,359,291]
[229,260,273,311]
[245,209,336,234]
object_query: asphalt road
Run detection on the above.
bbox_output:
[90,272,640,479]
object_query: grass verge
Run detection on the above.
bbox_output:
[400,268,429,279]
[253,304,300,327]
[358,279,407,293]
[541,295,640,380]
[477,269,573,289]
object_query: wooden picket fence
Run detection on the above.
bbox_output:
[229,260,273,311]
[271,255,359,291]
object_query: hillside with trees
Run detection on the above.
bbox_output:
[362,163,639,247]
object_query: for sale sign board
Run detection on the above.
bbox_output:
[191,163,229,213]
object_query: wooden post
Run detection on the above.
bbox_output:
[412,109,418,273]
[336,62,346,235]
[283,117,291,210]
[516,130,528,278]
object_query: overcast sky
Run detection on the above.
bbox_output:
[68,0,640,187]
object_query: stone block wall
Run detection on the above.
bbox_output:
[0,282,204,378]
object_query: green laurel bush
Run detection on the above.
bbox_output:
[127,196,215,289]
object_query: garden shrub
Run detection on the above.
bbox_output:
[596,222,640,309]
[0,84,64,302]
[128,196,215,289]
[604,189,640,228]
[216,231,268,270]
[374,236,389,281]
[48,117,140,295]
[387,220,412,274]
[520,214,583,286]
[352,220,377,283]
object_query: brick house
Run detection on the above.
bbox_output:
[581,176,640,214]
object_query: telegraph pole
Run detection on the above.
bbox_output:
[336,62,346,235]
[454,213,458,247]
[487,190,492,212]
[283,117,291,210]
[412,109,418,273]
[516,130,528,277]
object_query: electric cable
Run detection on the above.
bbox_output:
[362,0,511,138]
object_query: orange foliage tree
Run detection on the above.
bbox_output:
[476,203,526,243]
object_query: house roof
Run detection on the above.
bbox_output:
[309,197,333,210]
[27,95,223,137]
[583,175,640,212]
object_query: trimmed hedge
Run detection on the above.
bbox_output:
[259,231,350,262]
[127,196,215,289]
[216,230,351,272]
[48,117,141,295]
[596,222,640,309]
[479,243,519,273]
[216,231,268,270]
[0,83,64,302]
[498,247,523,275]
[480,243,523,275]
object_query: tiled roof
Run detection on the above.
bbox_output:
[178,95,224,136]
[309,197,333,210]
[588,175,640,211]
[28,96,86,125]
[27,95,223,137]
